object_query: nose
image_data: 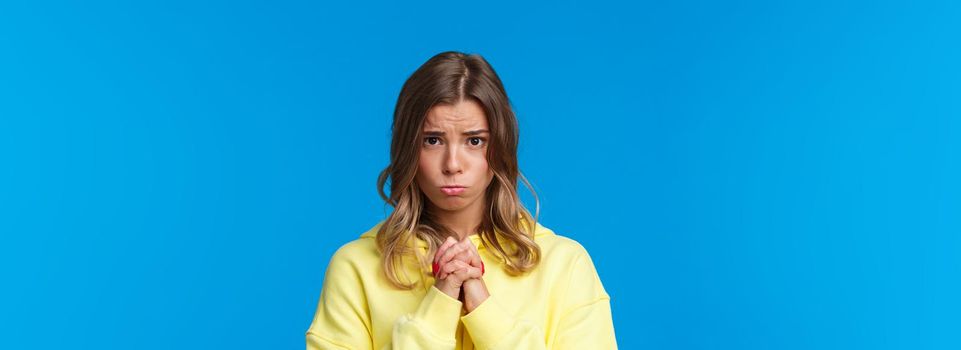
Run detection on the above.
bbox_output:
[442,145,463,175]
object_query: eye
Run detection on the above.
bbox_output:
[468,137,486,146]
[424,137,441,146]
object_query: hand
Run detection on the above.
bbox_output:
[434,236,483,280]
[432,236,489,311]
[432,256,482,300]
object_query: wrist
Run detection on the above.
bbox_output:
[434,281,460,300]
[462,278,490,312]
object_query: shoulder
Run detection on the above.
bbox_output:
[533,223,611,301]
[325,223,381,274]
[533,222,593,262]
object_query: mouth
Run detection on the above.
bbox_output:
[440,186,466,196]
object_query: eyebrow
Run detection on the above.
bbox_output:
[423,129,490,136]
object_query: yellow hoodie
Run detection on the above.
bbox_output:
[305,220,617,349]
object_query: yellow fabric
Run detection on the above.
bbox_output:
[305,220,618,349]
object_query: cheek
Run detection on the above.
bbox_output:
[417,151,442,184]
[480,152,489,167]
[477,157,493,182]
[416,154,430,179]
[417,155,428,173]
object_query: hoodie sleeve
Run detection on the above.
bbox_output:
[550,250,617,349]
[305,246,465,350]
[459,292,547,350]
[386,285,464,348]
[459,249,617,350]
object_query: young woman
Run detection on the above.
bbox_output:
[306,51,617,349]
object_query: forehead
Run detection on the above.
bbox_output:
[423,100,488,130]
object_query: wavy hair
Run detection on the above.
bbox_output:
[376,51,540,290]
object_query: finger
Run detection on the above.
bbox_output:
[447,243,475,270]
[447,261,474,282]
[434,238,456,278]
[444,259,473,281]
[439,260,454,280]
[436,239,480,278]
[440,259,466,280]
[459,237,482,267]
[434,237,458,263]
[439,242,470,266]
[452,245,472,263]
[452,263,481,281]
[441,260,460,277]
[434,240,457,277]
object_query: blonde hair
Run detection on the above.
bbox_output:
[376,51,541,290]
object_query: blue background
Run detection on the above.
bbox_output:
[1,0,959,349]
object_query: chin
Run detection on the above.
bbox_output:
[434,202,467,212]
[429,196,472,212]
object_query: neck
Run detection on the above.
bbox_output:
[427,202,485,241]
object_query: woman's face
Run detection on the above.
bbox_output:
[416,99,495,214]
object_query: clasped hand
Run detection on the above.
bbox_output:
[432,236,489,312]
